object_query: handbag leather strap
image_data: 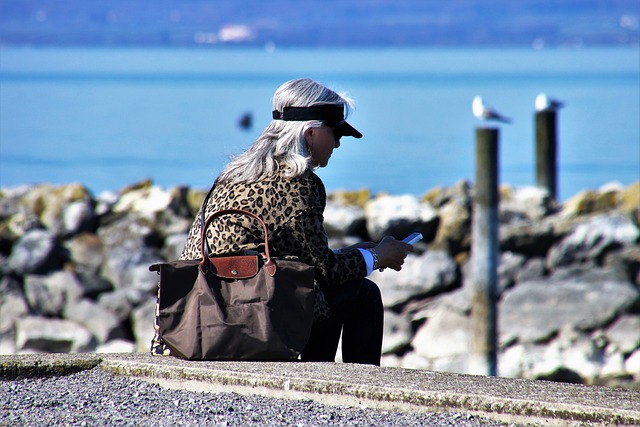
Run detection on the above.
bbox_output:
[199,189,277,277]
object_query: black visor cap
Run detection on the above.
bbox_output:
[272,104,362,138]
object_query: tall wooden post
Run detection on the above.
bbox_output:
[536,110,558,200]
[469,127,499,376]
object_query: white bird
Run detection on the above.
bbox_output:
[472,96,511,123]
[535,93,565,112]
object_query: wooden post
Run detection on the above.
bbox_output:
[469,127,499,376]
[535,110,558,200]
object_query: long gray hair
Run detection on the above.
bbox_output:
[215,78,355,185]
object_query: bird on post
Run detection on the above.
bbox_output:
[472,96,512,123]
[535,93,565,112]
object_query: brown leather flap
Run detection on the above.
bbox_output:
[209,255,260,279]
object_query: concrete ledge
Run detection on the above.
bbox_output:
[2,353,638,426]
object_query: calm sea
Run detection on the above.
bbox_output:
[1,47,638,201]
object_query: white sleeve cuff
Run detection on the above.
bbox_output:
[357,248,374,276]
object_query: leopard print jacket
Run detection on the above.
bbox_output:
[179,167,368,318]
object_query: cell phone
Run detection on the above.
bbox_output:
[402,232,423,245]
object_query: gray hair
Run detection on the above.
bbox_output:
[215,78,355,185]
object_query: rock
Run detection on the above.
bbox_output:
[113,184,172,217]
[131,297,157,353]
[604,246,640,286]
[15,316,95,353]
[500,220,556,258]
[72,267,113,297]
[515,257,546,283]
[95,339,136,354]
[433,195,471,254]
[186,188,207,217]
[0,276,29,336]
[62,199,96,235]
[2,179,640,386]
[620,181,640,216]
[98,214,163,291]
[364,194,439,242]
[546,213,639,269]
[97,289,137,322]
[6,229,58,274]
[625,349,640,378]
[500,326,613,384]
[21,183,94,236]
[161,233,188,261]
[323,202,367,238]
[375,249,459,308]
[95,190,119,216]
[412,305,469,360]
[327,189,371,208]
[536,326,605,383]
[382,310,412,355]
[63,298,127,344]
[398,351,431,370]
[561,187,621,217]
[605,315,640,355]
[500,267,640,345]
[23,271,84,317]
[500,186,554,221]
[498,342,546,379]
[498,251,526,291]
[64,233,105,273]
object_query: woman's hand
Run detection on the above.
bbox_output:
[373,236,413,271]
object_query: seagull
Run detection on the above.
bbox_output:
[535,93,565,112]
[472,96,512,123]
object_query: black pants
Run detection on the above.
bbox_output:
[301,278,384,366]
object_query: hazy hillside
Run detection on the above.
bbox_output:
[0,0,638,47]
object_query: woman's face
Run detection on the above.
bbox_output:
[306,124,341,168]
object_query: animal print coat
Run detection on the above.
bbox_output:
[151,166,368,355]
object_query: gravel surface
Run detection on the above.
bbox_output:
[1,367,517,427]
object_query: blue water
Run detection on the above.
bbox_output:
[1,47,638,201]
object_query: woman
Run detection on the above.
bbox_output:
[152,78,411,365]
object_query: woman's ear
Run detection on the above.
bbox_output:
[304,127,313,145]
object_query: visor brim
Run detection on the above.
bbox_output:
[335,121,363,139]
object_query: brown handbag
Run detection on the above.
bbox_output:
[149,208,315,361]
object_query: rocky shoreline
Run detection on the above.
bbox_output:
[1,179,638,388]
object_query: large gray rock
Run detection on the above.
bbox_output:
[63,298,127,344]
[65,233,105,273]
[499,186,553,221]
[15,316,95,353]
[498,251,526,291]
[62,199,96,235]
[23,271,84,317]
[499,220,557,258]
[131,297,157,353]
[364,195,439,242]
[374,249,459,308]
[6,229,57,274]
[98,214,163,291]
[501,326,623,384]
[0,276,29,336]
[500,267,640,345]
[412,305,469,361]
[605,315,640,354]
[97,289,138,322]
[161,233,188,261]
[382,310,412,355]
[323,202,366,238]
[547,213,640,269]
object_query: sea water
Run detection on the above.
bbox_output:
[1,46,638,200]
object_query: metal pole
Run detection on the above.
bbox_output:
[535,110,558,200]
[469,127,499,376]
